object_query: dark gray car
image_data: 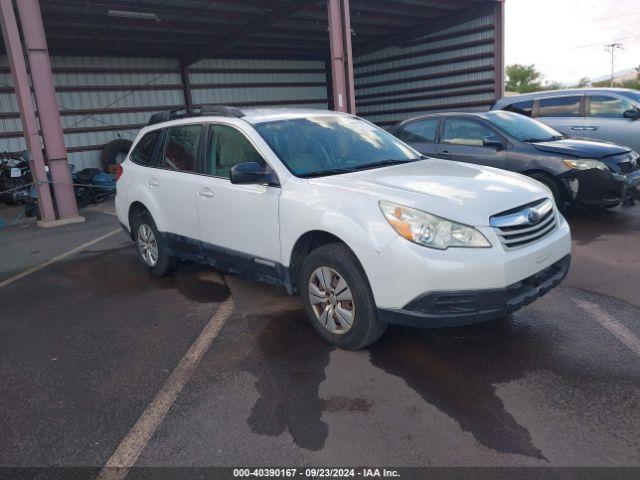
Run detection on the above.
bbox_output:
[491,88,640,153]
[390,111,640,209]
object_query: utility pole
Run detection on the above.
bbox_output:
[605,43,623,87]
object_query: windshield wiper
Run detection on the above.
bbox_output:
[522,137,552,143]
[298,168,357,178]
[351,158,417,171]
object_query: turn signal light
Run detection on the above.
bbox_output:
[115,164,123,181]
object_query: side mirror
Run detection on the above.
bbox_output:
[623,109,639,120]
[230,162,279,186]
[483,136,504,149]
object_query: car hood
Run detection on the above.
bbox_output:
[308,159,551,227]
[532,138,630,159]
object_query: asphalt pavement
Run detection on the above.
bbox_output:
[1,204,639,477]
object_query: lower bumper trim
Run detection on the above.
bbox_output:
[378,254,571,328]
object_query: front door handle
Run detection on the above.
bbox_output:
[583,126,599,131]
[148,178,159,187]
[439,151,451,157]
[570,126,584,131]
[198,188,215,198]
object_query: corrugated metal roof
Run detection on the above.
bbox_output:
[11,0,502,60]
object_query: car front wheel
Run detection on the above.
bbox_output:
[299,243,386,350]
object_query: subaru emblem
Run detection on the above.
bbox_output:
[527,210,540,225]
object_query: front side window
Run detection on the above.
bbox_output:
[589,95,635,118]
[396,118,439,143]
[254,116,419,177]
[441,118,500,146]
[205,125,266,179]
[130,130,161,167]
[538,96,581,117]
[504,100,533,117]
[163,124,202,173]
[482,111,562,142]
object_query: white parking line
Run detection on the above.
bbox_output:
[96,296,235,480]
[575,299,640,358]
[0,228,121,289]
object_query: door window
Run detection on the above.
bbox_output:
[130,130,161,167]
[589,95,635,118]
[162,124,202,173]
[504,100,533,117]
[441,118,500,146]
[396,118,439,143]
[205,125,265,179]
[538,96,581,117]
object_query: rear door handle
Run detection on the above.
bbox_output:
[570,126,584,131]
[583,126,599,131]
[439,151,451,157]
[198,188,215,198]
[147,178,159,187]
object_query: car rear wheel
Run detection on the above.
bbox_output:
[131,210,176,277]
[299,243,386,350]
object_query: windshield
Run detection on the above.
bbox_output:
[482,110,563,142]
[253,115,420,177]
[618,90,640,105]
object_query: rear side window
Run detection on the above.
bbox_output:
[162,124,202,173]
[130,130,161,167]
[539,96,581,117]
[504,100,533,117]
[589,95,635,118]
[396,118,439,143]
[442,118,499,146]
[205,125,265,179]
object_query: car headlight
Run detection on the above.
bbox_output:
[380,201,491,250]
[562,159,608,171]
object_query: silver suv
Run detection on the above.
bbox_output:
[492,88,640,153]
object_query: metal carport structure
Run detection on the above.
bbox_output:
[0,0,504,223]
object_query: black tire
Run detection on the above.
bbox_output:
[528,173,565,212]
[299,243,387,350]
[130,209,177,277]
[100,138,133,170]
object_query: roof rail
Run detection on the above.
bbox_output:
[147,105,245,125]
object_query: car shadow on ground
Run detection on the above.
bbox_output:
[237,308,572,460]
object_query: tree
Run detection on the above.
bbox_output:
[505,64,543,93]
[577,77,591,88]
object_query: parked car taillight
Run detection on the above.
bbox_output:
[115,164,123,181]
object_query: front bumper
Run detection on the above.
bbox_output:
[378,254,571,328]
[561,169,635,207]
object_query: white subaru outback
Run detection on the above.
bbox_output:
[115,106,572,349]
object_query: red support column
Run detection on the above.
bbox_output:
[327,0,355,114]
[16,0,81,222]
[0,0,55,223]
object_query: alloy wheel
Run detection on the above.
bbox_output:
[137,223,159,267]
[308,266,355,334]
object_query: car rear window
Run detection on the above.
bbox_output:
[396,118,439,143]
[130,130,161,167]
[539,96,581,117]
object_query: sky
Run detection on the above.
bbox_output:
[505,0,640,86]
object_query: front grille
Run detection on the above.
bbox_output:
[490,199,557,249]
[611,152,640,174]
[618,160,639,174]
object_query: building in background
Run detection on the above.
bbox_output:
[0,0,504,171]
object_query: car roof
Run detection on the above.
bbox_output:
[495,87,638,105]
[240,107,353,124]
